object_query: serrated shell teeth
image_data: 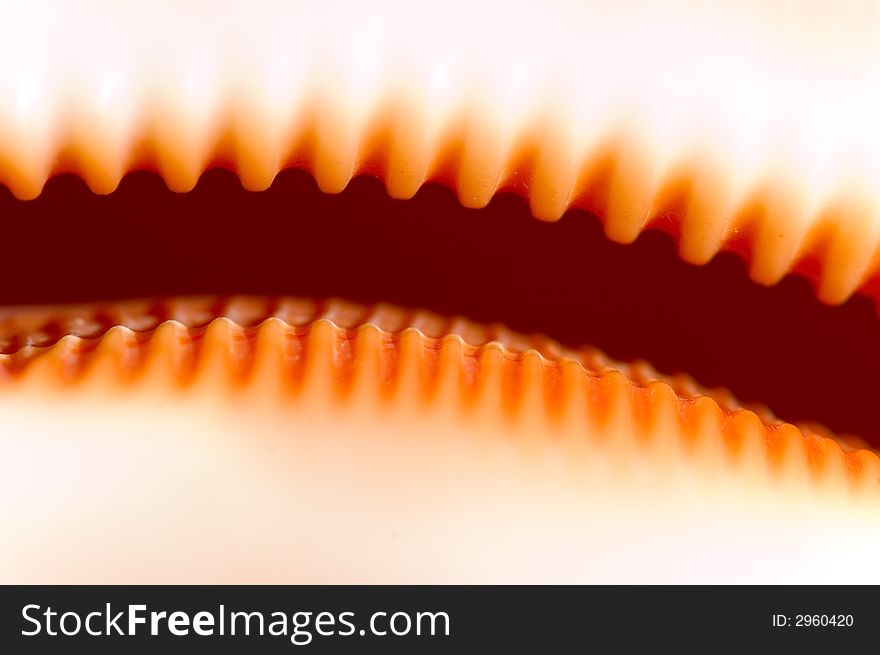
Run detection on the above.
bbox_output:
[2,297,880,582]
[816,192,880,305]
[456,107,505,209]
[603,133,658,244]
[746,183,809,288]
[528,121,577,222]
[4,297,876,492]
[676,162,737,265]
[381,95,431,200]
[3,1,880,583]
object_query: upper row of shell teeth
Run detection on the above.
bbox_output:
[3,0,880,304]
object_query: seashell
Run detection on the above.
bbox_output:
[2,0,880,583]
[3,2,880,303]
[2,297,880,583]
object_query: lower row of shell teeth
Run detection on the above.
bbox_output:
[4,2,880,304]
[2,297,877,497]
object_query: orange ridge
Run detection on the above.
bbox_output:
[6,140,880,310]
[2,296,877,490]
